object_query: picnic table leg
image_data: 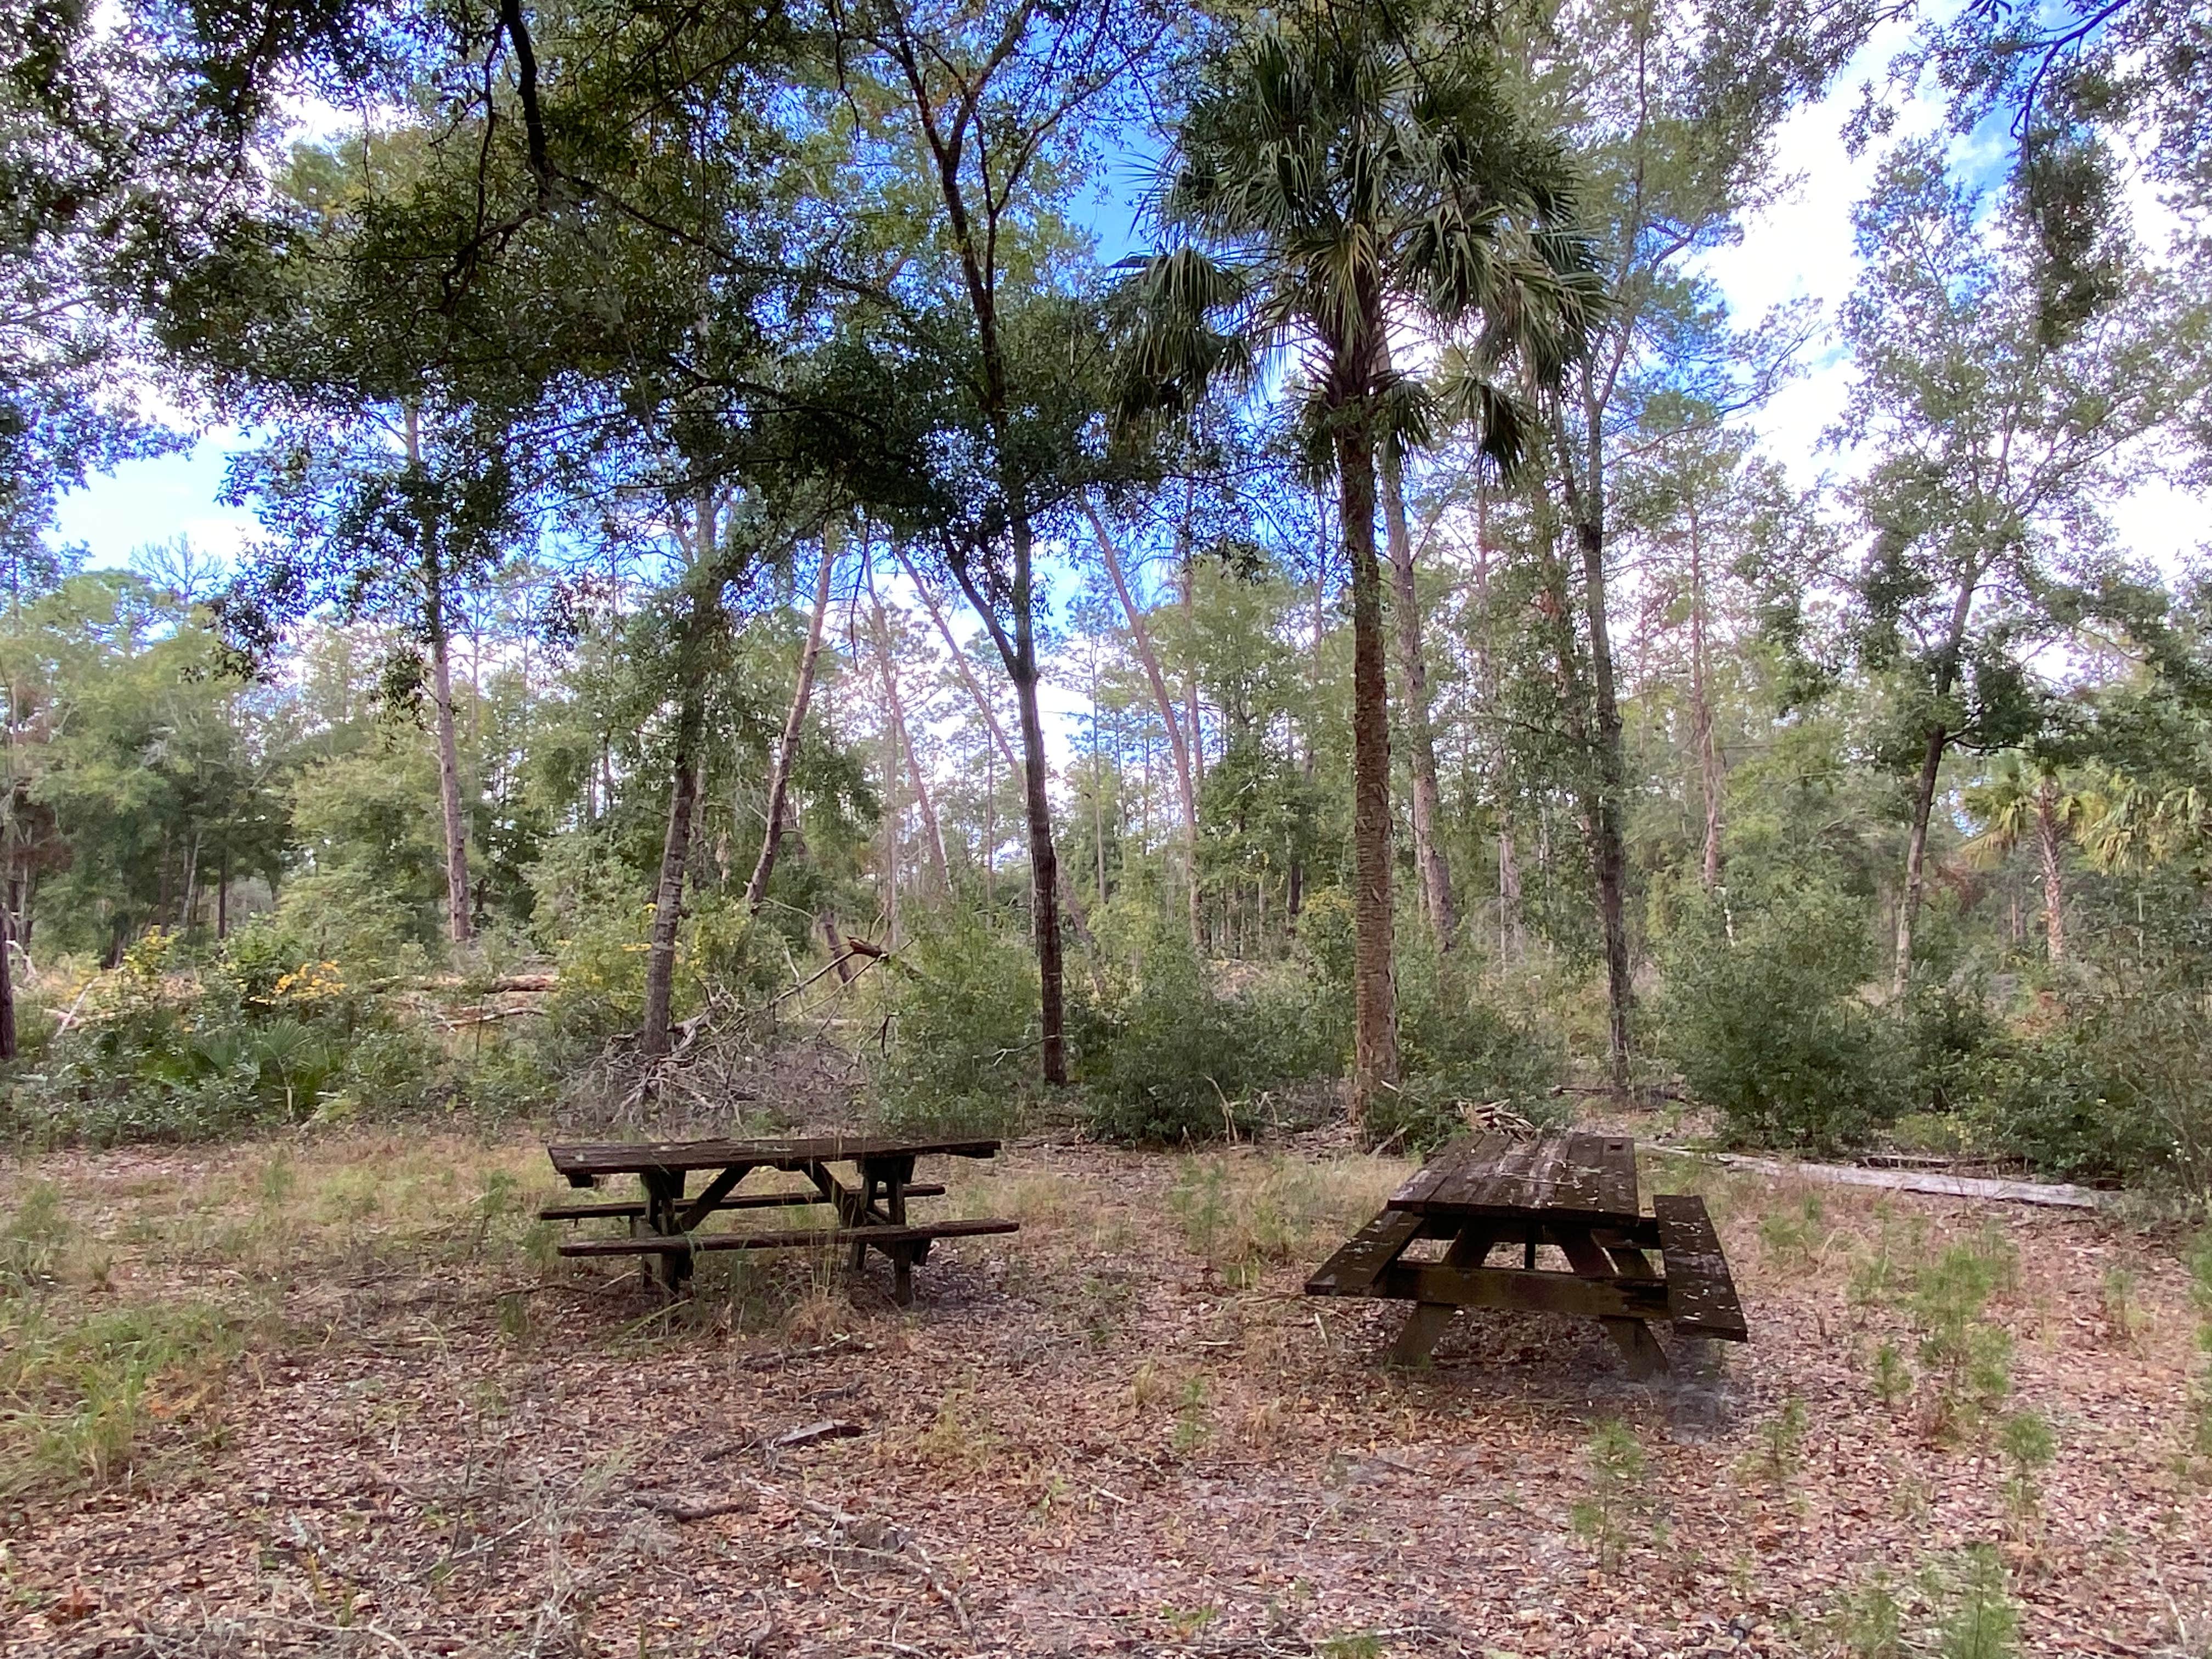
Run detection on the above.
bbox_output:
[641,1169,690,1291]
[1390,1225,1495,1366]
[1555,1228,1668,1378]
[862,1155,921,1306]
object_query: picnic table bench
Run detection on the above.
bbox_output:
[544,1134,1017,1304]
[1306,1132,1746,1376]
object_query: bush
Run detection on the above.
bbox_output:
[872,913,1038,1138]
[2,920,447,1147]
[1375,954,1565,1154]
[1657,885,1909,1154]
[1082,932,1338,1144]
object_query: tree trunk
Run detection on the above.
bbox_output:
[216,844,229,939]
[1012,528,1068,1085]
[406,407,473,947]
[430,625,474,947]
[2036,788,2066,964]
[1894,576,1980,993]
[873,592,950,897]
[0,880,14,1063]
[951,521,1068,1086]
[1336,420,1400,1130]
[640,499,721,1059]
[1380,442,1456,951]
[639,731,700,1060]
[1892,721,1948,998]
[1555,425,1633,1091]
[745,531,838,911]
[180,829,200,932]
[1498,829,1522,960]
[1180,496,1205,801]
[1084,503,1200,947]
[882,657,900,946]
[1686,496,1724,892]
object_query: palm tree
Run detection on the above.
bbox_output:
[1962,753,2096,964]
[1114,1,1596,1127]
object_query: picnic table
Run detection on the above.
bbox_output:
[543,1133,1017,1304]
[1305,1132,1746,1375]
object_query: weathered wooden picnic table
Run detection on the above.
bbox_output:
[543,1134,1017,1304]
[1306,1132,1746,1375]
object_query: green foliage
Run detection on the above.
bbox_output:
[1998,1408,2057,1528]
[1758,1192,1827,1269]
[0,1186,239,1498]
[1871,1340,1913,1408]
[2188,1232,2212,1463]
[1758,1392,1809,1481]
[1831,1572,1906,1658]
[1082,932,1334,1144]
[873,913,1039,1139]
[1657,885,1908,1154]
[1373,954,1564,1154]
[1568,1418,1652,1570]
[3,915,445,1146]
[1936,1545,2022,1659]
[1908,1234,2018,1439]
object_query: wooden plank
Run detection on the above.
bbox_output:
[1304,1209,1425,1296]
[1582,1135,1642,1217]
[678,1163,756,1232]
[1426,1135,1562,1212]
[1375,1262,1672,1321]
[548,1135,1001,1181]
[1395,1133,1643,1223]
[538,1184,943,1222]
[556,1217,1019,1259]
[1654,1193,1749,1341]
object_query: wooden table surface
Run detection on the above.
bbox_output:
[548,1133,1003,1183]
[1307,1131,1747,1375]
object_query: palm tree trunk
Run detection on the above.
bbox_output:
[744,530,838,912]
[1380,443,1456,950]
[1337,419,1400,1130]
[1084,503,1200,947]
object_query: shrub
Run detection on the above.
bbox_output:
[1081,932,1339,1144]
[1375,955,1563,1154]
[873,913,1038,1138]
[1656,885,1909,1154]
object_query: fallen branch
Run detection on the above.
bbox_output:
[634,1492,757,1522]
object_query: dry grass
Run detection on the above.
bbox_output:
[2,1130,2208,1656]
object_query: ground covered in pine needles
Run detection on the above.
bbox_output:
[3,1125,2208,1658]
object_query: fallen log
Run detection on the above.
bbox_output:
[1703,1152,2109,1210]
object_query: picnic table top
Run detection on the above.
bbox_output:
[548,1133,1003,1181]
[1388,1131,1643,1224]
